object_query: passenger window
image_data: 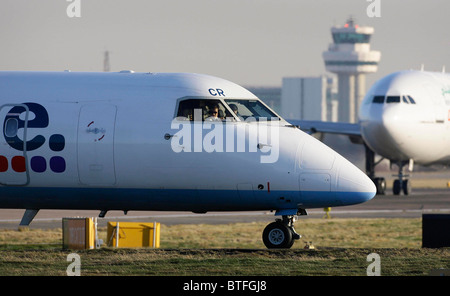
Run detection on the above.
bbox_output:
[176,99,233,121]
[386,96,401,103]
[372,96,385,104]
[4,118,18,137]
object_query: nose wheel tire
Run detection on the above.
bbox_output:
[393,179,411,195]
[262,222,294,249]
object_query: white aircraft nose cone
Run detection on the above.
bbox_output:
[361,104,409,161]
[336,157,377,205]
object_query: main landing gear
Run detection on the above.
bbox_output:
[262,210,306,249]
[376,161,412,195]
[372,177,387,195]
[369,161,412,195]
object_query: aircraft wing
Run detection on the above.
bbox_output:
[286,120,363,142]
[286,120,361,136]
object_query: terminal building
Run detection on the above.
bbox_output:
[323,17,381,123]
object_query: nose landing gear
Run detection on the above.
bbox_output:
[392,160,412,195]
[262,211,305,249]
[365,144,413,196]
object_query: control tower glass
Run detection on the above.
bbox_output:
[332,33,371,44]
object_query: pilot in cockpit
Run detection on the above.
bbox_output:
[207,104,222,121]
[229,104,239,116]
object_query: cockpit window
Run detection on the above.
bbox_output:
[372,95,416,105]
[224,99,279,121]
[372,96,385,104]
[176,99,233,121]
[386,96,401,103]
[406,95,416,104]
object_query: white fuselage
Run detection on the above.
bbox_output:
[359,70,450,165]
[0,71,375,213]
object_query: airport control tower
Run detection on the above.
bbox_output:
[323,17,381,123]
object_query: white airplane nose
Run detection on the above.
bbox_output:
[361,104,409,161]
[298,135,376,207]
[335,157,377,205]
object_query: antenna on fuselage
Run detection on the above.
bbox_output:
[104,50,110,72]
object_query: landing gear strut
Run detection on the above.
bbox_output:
[392,161,411,195]
[364,144,413,195]
[262,212,304,249]
[365,144,387,195]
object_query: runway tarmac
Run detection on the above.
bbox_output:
[0,188,449,229]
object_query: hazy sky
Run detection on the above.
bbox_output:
[1,0,449,87]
